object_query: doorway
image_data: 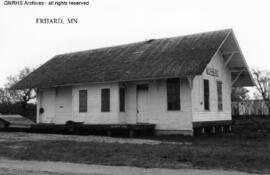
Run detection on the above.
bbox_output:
[39,90,55,123]
[136,84,149,123]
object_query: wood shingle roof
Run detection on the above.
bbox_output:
[13,29,231,89]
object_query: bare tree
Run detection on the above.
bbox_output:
[231,87,249,102]
[252,68,270,115]
[0,88,12,104]
[5,67,36,116]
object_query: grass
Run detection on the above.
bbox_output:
[0,168,84,175]
[0,130,269,174]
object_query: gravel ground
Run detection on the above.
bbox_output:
[0,132,191,145]
[0,159,260,175]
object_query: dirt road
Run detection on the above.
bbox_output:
[0,159,260,175]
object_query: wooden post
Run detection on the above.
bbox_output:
[229,125,232,132]
[129,129,134,138]
[107,130,112,137]
[201,127,205,134]
[212,126,216,134]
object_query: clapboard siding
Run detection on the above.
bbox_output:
[37,51,231,130]
[192,51,232,122]
[71,83,120,124]
[123,78,192,131]
[38,79,193,131]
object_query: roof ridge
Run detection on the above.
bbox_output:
[12,29,232,89]
[57,28,232,57]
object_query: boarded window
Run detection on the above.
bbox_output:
[217,81,223,111]
[79,90,87,112]
[119,87,125,112]
[101,88,110,112]
[167,78,180,111]
[204,79,210,110]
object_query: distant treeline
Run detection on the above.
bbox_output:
[0,102,36,122]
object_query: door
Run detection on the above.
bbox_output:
[40,90,55,123]
[136,84,149,123]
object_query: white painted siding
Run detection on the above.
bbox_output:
[192,51,232,122]
[123,78,192,131]
[72,83,120,124]
[38,79,193,131]
[38,51,231,129]
[36,90,40,123]
[38,83,121,124]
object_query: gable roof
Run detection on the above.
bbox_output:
[13,29,233,89]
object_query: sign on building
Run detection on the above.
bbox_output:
[206,68,219,77]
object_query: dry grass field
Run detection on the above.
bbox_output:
[0,129,269,174]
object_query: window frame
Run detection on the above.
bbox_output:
[217,81,223,111]
[167,78,181,111]
[119,87,125,112]
[79,90,88,113]
[203,79,210,111]
[101,88,110,112]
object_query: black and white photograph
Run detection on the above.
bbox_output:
[0,0,270,174]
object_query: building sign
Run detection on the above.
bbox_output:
[206,68,219,77]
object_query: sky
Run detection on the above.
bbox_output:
[0,0,270,88]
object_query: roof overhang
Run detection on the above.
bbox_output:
[11,29,248,90]
[219,30,255,87]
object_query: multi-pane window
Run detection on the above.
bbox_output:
[119,87,125,112]
[217,81,223,111]
[79,90,87,112]
[204,79,210,110]
[101,88,110,112]
[167,78,180,111]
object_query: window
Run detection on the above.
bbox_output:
[79,90,87,112]
[217,81,223,111]
[101,88,110,112]
[119,87,125,112]
[167,78,180,110]
[204,79,210,110]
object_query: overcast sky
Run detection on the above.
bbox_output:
[0,0,270,88]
